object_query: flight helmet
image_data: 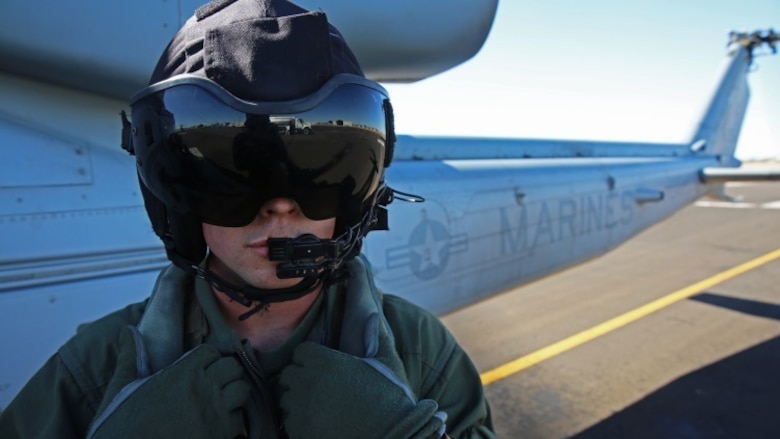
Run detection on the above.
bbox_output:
[121,0,398,313]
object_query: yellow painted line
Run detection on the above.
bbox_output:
[480,247,780,386]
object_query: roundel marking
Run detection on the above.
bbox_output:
[408,219,451,280]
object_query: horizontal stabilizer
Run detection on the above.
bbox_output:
[700,167,780,182]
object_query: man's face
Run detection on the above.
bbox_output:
[202,197,336,290]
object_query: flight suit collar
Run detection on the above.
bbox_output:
[189,271,329,377]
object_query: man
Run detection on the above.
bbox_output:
[0,0,495,437]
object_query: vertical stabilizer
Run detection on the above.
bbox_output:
[690,30,778,160]
[688,44,751,160]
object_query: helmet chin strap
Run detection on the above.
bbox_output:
[191,263,327,320]
[169,230,354,321]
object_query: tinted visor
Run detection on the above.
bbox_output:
[130,74,389,226]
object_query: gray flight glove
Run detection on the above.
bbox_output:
[87,327,251,439]
[278,341,447,439]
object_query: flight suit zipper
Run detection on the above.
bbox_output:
[238,348,285,438]
[239,349,262,376]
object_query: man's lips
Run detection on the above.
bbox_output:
[247,239,269,257]
[247,239,268,248]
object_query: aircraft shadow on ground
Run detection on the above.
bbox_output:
[572,293,780,439]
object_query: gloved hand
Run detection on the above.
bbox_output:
[278,341,447,439]
[88,328,250,439]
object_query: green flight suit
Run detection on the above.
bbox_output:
[0,256,495,438]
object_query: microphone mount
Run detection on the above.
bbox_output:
[268,234,343,278]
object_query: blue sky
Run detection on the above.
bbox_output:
[384,0,780,160]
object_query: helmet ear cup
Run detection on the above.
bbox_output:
[167,212,207,265]
[139,181,206,266]
[139,180,168,239]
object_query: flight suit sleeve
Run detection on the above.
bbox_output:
[0,301,146,439]
[382,295,497,439]
[0,353,98,438]
[426,343,496,438]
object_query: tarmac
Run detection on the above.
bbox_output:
[441,181,780,438]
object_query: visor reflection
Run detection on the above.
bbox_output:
[132,82,388,226]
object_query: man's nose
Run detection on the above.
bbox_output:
[259,197,299,218]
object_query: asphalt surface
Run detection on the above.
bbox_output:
[441,181,780,438]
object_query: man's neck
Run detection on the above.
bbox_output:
[213,287,321,352]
